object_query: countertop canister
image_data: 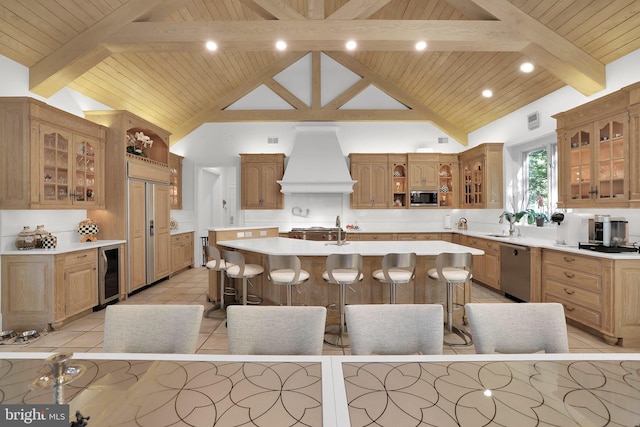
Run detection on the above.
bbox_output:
[15,226,37,250]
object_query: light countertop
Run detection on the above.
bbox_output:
[0,240,126,255]
[217,237,485,256]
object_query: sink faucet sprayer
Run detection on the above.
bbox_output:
[336,216,347,246]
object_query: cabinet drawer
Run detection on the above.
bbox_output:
[544,279,602,311]
[172,233,191,243]
[396,233,440,241]
[544,251,601,272]
[544,293,602,330]
[544,264,601,293]
[62,250,96,266]
[466,237,499,253]
[353,233,394,241]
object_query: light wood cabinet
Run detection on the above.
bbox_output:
[171,231,194,274]
[349,233,395,241]
[240,154,284,209]
[169,153,183,209]
[459,143,503,209]
[1,249,98,331]
[554,83,640,208]
[85,110,172,294]
[0,97,106,209]
[464,236,500,291]
[389,154,408,208]
[542,249,640,347]
[349,154,389,208]
[54,249,98,325]
[407,153,438,190]
[438,154,459,208]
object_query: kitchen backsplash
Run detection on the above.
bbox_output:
[0,210,90,251]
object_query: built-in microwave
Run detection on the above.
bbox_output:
[410,190,438,206]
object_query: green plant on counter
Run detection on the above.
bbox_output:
[500,209,548,225]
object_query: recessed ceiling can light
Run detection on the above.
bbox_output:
[346,40,357,51]
[415,41,427,51]
[482,89,493,98]
[205,41,218,51]
[275,40,287,50]
[520,62,535,73]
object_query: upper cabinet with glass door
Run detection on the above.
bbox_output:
[554,83,640,208]
[0,97,106,209]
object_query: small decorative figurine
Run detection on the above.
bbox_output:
[77,218,99,243]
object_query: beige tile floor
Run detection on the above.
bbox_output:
[3,267,639,355]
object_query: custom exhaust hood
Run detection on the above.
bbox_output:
[278,127,356,194]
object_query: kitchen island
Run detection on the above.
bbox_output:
[216,237,483,308]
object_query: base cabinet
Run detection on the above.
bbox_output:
[171,232,194,274]
[542,249,640,347]
[1,249,98,331]
[464,236,500,291]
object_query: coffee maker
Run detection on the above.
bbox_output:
[589,215,628,246]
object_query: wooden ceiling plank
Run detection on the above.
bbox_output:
[237,0,307,20]
[308,0,325,19]
[326,51,468,144]
[323,78,371,110]
[468,0,605,95]
[264,77,311,110]
[327,0,393,20]
[29,0,178,97]
[171,51,308,142]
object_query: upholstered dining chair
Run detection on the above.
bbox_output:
[103,304,204,353]
[372,252,416,304]
[267,254,310,306]
[427,252,473,346]
[465,302,570,353]
[226,305,327,355]
[345,304,444,355]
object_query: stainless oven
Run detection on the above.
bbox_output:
[410,191,438,206]
[98,244,121,309]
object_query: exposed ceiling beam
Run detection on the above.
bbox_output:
[209,109,426,121]
[106,20,527,52]
[468,0,605,95]
[238,0,307,20]
[29,0,173,97]
[171,52,308,143]
[327,0,392,20]
[444,0,496,20]
[327,51,468,145]
[136,0,190,21]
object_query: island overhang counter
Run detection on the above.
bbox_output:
[215,237,484,308]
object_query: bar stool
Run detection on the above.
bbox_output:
[427,252,473,346]
[223,250,264,306]
[372,252,416,304]
[204,246,233,318]
[322,253,363,347]
[267,254,310,306]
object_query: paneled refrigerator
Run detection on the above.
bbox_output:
[128,179,171,293]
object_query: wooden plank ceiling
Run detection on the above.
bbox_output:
[1,0,639,145]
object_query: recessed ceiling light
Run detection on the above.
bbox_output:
[345,40,357,51]
[482,89,493,98]
[520,62,535,73]
[415,41,427,51]
[205,41,218,51]
[275,40,287,51]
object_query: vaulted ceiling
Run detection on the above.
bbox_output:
[1,0,639,145]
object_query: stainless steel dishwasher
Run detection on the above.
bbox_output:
[500,243,531,302]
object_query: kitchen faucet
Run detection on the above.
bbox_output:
[336,215,347,246]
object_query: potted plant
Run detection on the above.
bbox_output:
[530,211,549,227]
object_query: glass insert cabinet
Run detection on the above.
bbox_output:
[554,81,640,208]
